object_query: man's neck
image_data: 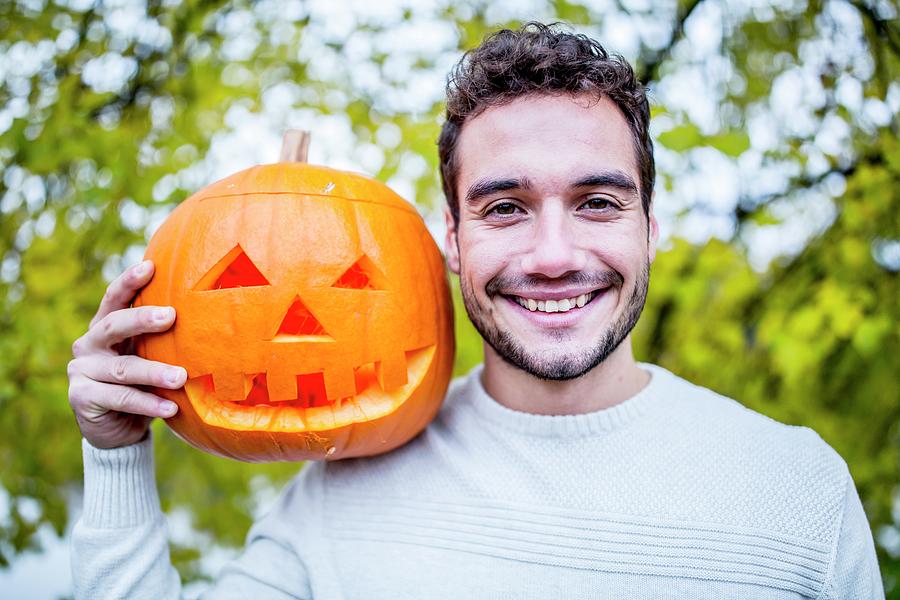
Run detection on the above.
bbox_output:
[480,337,650,416]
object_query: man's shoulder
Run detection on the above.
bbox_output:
[647,364,851,538]
[652,363,846,465]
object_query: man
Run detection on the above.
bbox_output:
[68,23,882,599]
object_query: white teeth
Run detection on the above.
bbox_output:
[515,292,595,313]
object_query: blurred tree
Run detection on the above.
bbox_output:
[0,0,897,594]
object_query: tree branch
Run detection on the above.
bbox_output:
[848,0,900,57]
[636,0,704,84]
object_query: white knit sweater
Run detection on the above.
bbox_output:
[71,363,883,599]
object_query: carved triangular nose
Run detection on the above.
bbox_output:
[273,296,333,340]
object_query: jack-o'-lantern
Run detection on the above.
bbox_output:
[134,131,454,462]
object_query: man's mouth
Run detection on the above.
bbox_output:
[504,289,604,314]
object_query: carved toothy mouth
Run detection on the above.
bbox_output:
[183,345,436,433]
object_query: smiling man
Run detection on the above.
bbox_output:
[69,22,882,599]
[444,90,656,415]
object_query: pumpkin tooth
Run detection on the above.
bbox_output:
[213,370,245,402]
[267,371,298,402]
[376,348,408,391]
[323,365,356,401]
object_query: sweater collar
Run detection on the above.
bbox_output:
[463,363,670,437]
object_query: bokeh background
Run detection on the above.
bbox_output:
[1,0,898,597]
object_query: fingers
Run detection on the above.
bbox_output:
[68,375,178,420]
[74,305,175,356]
[90,260,155,330]
[68,354,187,389]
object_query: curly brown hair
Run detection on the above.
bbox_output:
[438,22,654,225]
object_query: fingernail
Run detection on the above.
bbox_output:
[165,367,185,386]
[134,261,150,277]
[153,307,174,322]
[160,401,178,416]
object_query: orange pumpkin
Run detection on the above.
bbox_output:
[134,135,454,462]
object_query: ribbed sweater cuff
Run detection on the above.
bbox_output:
[81,434,162,529]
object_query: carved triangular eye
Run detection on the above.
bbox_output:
[194,245,270,291]
[273,296,333,341]
[332,254,386,290]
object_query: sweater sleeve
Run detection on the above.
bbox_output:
[71,434,181,600]
[822,472,884,600]
[71,435,315,600]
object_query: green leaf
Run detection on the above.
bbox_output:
[706,131,751,157]
[657,122,702,152]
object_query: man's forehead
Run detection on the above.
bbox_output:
[455,93,640,191]
[463,93,627,132]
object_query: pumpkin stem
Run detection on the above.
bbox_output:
[280,129,310,163]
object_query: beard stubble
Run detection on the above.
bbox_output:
[459,263,650,381]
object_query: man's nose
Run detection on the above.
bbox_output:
[519,207,587,278]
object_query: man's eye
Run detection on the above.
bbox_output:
[488,202,519,216]
[582,197,614,210]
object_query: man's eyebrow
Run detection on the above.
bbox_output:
[464,177,533,205]
[572,171,639,196]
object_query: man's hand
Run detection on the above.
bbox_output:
[68,260,186,449]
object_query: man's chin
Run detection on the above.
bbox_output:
[486,332,621,381]
[479,294,644,381]
[465,299,630,381]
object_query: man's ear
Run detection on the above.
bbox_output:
[648,192,659,264]
[443,204,460,274]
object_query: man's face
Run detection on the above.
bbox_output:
[444,93,659,380]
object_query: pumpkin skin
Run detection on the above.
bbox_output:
[133,163,454,462]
